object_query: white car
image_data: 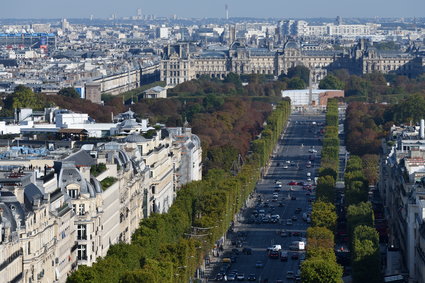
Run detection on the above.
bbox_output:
[283,165,289,169]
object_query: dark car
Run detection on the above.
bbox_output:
[255,261,264,268]
[232,248,240,255]
[242,247,252,255]
[269,250,280,259]
[291,196,297,200]
[247,274,257,281]
[291,253,299,260]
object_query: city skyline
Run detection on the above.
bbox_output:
[1,0,424,19]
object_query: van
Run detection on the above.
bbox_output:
[267,244,282,252]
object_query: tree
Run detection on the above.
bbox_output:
[224,72,242,89]
[301,258,343,283]
[287,65,310,85]
[287,77,306,89]
[346,202,374,237]
[352,225,381,283]
[319,75,345,90]
[316,175,336,203]
[58,87,81,98]
[307,226,335,250]
[12,85,43,109]
[311,201,337,231]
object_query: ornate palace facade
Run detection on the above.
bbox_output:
[161,40,425,87]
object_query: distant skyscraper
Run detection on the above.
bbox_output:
[225,4,229,20]
[61,18,69,31]
[137,8,142,19]
[336,16,343,25]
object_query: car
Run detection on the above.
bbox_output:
[286,271,295,280]
[275,180,282,185]
[276,280,284,283]
[292,216,297,221]
[292,231,301,237]
[275,184,282,188]
[215,273,224,281]
[295,208,302,213]
[291,196,297,200]
[232,248,240,255]
[272,214,280,219]
[307,177,312,182]
[236,273,245,281]
[242,247,252,255]
[269,250,280,259]
[230,256,237,263]
[286,160,291,164]
[247,274,257,281]
[291,253,299,260]
[280,251,288,261]
[278,202,284,207]
[286,219,293,226]
[255,261,264,268]
[288,181,297,186]
[283,165,288,169]
[227,272,237,281]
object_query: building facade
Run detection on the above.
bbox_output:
[0,109,202,282]
[161,40,424,87]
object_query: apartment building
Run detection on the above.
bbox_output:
[380,121,425,282]
[0,109,202,282]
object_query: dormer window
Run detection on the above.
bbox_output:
[68,189,78,199]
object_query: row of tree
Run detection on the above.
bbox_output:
[301,99,343,282]
[302,201,342,283]
[344,103,383,282]
[344,156,370,206]
[346,202,381,282]
[321,69,425,102]
[317,99,339,203]
[67,100,291,282]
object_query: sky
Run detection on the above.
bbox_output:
[1,0,424,19]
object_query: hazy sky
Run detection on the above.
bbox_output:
[1,0,424,19]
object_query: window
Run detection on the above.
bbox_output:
[78,204,85,216]
[68,189,78,199]
[77,245,87,260]
[77,224,87,240]
[72,204,76,213]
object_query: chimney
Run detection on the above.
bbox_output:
[421,119,424,139]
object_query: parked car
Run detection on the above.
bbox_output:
[236,273,245,281]
[247,274,257,281]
